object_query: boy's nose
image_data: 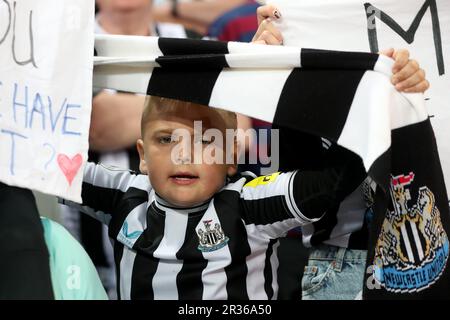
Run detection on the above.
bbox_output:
[176,140,192,164]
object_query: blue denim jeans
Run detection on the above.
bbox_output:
[301,244,367,300]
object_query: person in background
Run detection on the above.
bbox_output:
[41,217,108,300]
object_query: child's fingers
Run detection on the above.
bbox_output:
[252,18,283,44]
[255,30,282,46]
[256,4,282,25]
[395,69,427,91]
[259,18,283,43]
[402,79,430,93]
[391,59,420,85]
[379,48,394,58]
[253,39,267,45]
[392,49,410,73]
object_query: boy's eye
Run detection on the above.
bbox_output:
[196,136,214,145]
[202,138,213,145]
[158,136,173,144]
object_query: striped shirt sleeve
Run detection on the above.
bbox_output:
[240,171,321,236]
[240,149,365,239]
[60,162,151,226]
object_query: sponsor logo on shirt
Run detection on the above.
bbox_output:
[244,172,280,188]
[117,221,143,247]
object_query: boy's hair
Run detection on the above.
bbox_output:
[141,96,237,137]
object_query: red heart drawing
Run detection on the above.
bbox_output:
[57,153,83,186]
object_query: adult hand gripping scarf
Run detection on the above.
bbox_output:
[93,35,450,299]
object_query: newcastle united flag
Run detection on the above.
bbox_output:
[93,35,450,299]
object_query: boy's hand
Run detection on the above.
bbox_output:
[380,48,430,93]
[252,5,283,45]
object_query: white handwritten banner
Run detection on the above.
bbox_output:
[268,0,450,196]
[0,0,94,202]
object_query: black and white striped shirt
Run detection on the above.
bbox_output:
[62,158,361,299]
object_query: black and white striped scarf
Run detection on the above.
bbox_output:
[93,35,450,299]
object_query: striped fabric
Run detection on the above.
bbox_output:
[92,36,450,299]
[61,162,335,300]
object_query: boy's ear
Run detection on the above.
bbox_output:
[136,139,148,174]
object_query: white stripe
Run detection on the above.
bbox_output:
[95,34,162,58]
[83,162,151,193]
[209,68,292,123]
[410,221,424,261]
[244,224,270,299]
[301,223,315,248]
[200,203,230,300]
[93,64,153,97]
[226,41,301,69]
[270,241,281,300]
[201,258,229,300]
[119,247,137,300]
[241,172,292,200]
[337,71,427,171]
[152,209,188,300]
[400,224,415,263]
[225,52,301,69]
[252,218,301,240]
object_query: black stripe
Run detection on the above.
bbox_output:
[405,221,421,264]
[240,195,294,225]
[147,67,223,107]
[113,241,124,300]
[301,48,379,70]
[108,187,149,239]
[176,213,208,300]
[309,205,340,246]
[148,38,229,106]
[273,68,365,142]
[156,54,229,69]
[158,37,229,56]
[130,205,166,299]
[263,239,277,300]
[399,224,414,263]
[214,190,250,299]
[81,181,124,220]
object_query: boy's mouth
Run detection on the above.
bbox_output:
[170,173,199,185]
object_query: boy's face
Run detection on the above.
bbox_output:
[137,106,237,207]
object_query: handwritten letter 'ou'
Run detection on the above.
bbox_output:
[0,0,94,202]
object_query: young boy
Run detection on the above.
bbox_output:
[61,96,365,300]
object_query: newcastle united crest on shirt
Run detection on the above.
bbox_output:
[373,172,450,293]
[197,219,229,252]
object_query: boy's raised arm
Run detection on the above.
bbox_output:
[240,145,366,239]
